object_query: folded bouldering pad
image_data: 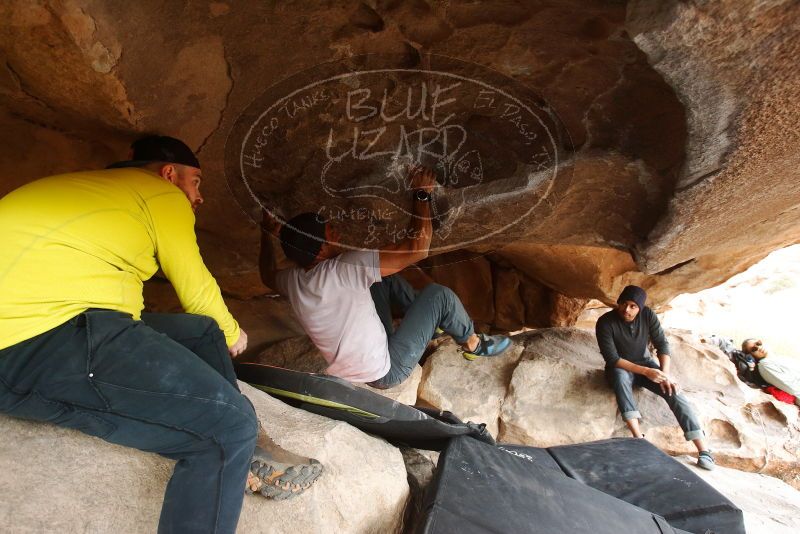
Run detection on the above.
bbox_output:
[474,439,744,534]
[418,436,693,534]
[495,443,564,474]
[546,438,745,534]
[234,362,494,450]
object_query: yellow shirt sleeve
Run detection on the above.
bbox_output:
[146,190,241,346]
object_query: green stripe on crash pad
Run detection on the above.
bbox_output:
[250,383,380,419]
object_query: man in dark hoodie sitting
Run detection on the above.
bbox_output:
[595,285,715,470]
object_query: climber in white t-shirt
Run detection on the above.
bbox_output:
[259,166,512,387]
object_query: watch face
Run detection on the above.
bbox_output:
[415,190,430,201]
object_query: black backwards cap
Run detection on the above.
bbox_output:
[280,212,327,268]
[107,135,200,169]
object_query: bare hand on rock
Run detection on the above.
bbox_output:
[229,329,249,358]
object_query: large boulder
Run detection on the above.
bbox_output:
[418,328,800,489]
[354,365,423,406]
[499,330,618,445]
[0,382,409,534]
[417,340,525,438]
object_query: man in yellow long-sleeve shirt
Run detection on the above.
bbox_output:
[0,136,321,534]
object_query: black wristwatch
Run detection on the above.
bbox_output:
[414,189,432,202]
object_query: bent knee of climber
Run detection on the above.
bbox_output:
[217,396,259,442]
[422,283,458,304]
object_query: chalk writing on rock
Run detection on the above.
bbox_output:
[226,55,570,257]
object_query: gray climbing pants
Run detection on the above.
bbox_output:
[368,275,474,388]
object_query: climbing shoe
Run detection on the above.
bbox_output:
[462,334,513,361]
[697,450,716,471]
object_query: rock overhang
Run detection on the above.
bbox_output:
[0,0,797,333]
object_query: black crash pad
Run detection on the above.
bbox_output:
[486,439,744,534]
[546,438,745,534]
[418,436,692,534]
[495,443,564,474]
[234,362,494,450]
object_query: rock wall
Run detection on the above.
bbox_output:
[1,0,798,336]
[628,0,800,275]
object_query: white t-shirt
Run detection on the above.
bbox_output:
[275,250,390,382]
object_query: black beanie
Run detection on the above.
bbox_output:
[617,285,647,309]
[280,212,326,267]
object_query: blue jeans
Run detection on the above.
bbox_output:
[368,276,474,388]
[0,310,258,533]
[606,359,704,441]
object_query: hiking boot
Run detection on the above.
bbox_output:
[463,334,513,361]
[245,429,324,500]
[246,452,324,500]
[697,450,716,471]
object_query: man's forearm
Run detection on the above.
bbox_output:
[408,200,433,257]
[658,354,671,374]
[615,357,653,376]
[261,210,282,237]
[378,168,435,276]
